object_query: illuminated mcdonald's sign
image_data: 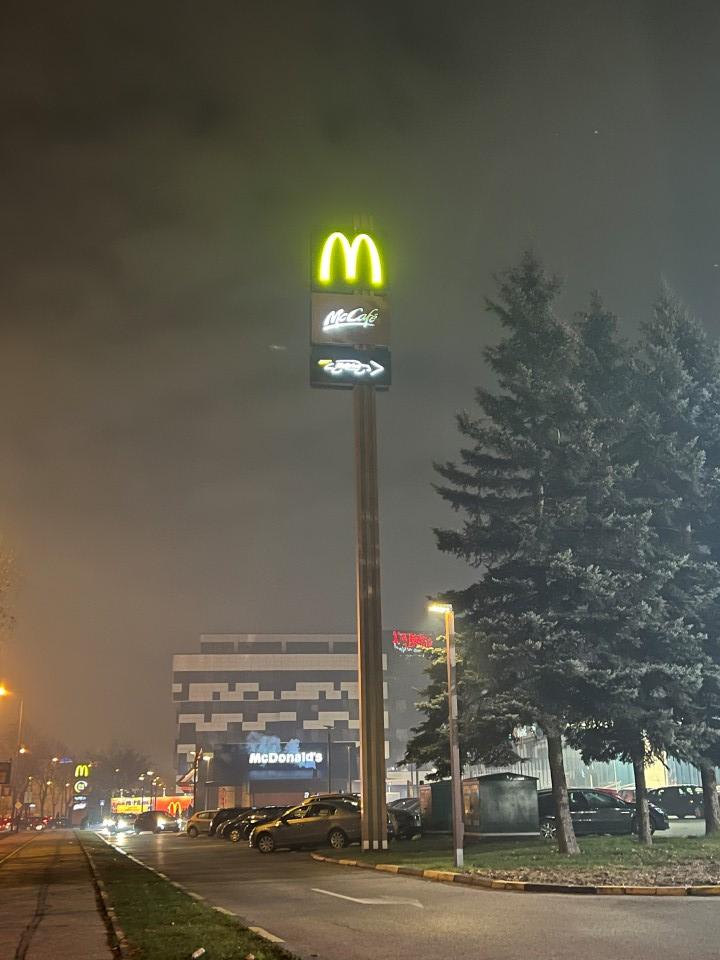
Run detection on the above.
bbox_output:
[75,763,90,778]
[166,800,181,818]
[317,232,384,289]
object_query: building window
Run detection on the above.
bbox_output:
[212,691,220,701]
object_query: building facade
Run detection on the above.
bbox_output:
[172,632,426,808]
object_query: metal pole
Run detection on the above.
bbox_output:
[191,747,199,813]
[445,609,464,868]
[347,744,352,793]
[326,727,332,793]
[353,382,387,850]
[10,697,24,832]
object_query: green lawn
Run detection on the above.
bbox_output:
[83,833,297,960]
[336,833,720,885]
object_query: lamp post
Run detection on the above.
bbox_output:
[138,774,145,812]
[428,602,464,868]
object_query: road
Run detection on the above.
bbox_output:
[0,830,111,959]
[111,828,720,960]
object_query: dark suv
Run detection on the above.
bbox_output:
[538,788,669,838]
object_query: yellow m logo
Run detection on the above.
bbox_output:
[319,232,383,287]
[75,763,90,778]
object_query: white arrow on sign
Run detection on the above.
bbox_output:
[312,888,423,908]
[318,358,386,379]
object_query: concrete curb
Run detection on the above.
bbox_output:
[310,852,720,897]
[89,832,289,948]
[75,831,132,958]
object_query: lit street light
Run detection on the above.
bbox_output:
[428,601,464,869]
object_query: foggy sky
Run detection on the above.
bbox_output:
[2,0,720,774]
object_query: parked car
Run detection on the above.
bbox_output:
[250,799,361,853]
[223,806,289,843]
[388,798,422,839]
[647,785,705,819]
[186,810,217,838]
[133,811,181,834]
[388,797,420,814]
[538,788,669,838]
[209,806,251,837]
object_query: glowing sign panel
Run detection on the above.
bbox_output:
[392,631,434,653]
[311,293,390,346]
[310,346,391,389]
[318,232,383,288]
[249,751,323,765]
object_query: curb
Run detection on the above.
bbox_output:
[75,831,132,958]
[310,852,720,897]
[89,833,288,948]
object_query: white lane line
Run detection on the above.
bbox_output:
[312,888,423,908]
[249,926,285,943]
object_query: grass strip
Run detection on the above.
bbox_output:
[82,832,297,960]
[343,833,720,885]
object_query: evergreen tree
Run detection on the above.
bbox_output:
[633,290,720,833]
[433,253,610,855]
[404,647,520,778]
[566,292,712,843]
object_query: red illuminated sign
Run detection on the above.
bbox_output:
[392,630,433,653]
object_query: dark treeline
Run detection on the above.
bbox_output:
[406,252,720,855]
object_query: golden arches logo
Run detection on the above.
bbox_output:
[318,232,383,287]
[74,763,90,778]
[166,801,181,818]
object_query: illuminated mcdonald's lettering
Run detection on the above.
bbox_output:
[75,763,90,778]
[318,232,383,288]
[167,800,181,818]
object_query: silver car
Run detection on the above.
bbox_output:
[250,800,360,853]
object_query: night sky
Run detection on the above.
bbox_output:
[2,1,720,772]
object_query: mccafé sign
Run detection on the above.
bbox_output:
[311,292,389,347]
[310,229,391,387]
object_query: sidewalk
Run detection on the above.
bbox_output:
[0,829,113,959]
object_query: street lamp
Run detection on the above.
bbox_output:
[428,601,464,869]
[138,774,146,812]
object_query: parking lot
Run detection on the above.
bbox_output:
[107,826,720,960]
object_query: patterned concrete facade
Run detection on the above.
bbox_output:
[172,632,425,803]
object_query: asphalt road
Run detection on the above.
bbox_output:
[112,829,720,960]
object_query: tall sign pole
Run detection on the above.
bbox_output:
[353,382,387,848]
[310,225,389,849]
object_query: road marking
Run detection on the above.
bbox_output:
[312,888,423,908]
[249,926,285,943]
